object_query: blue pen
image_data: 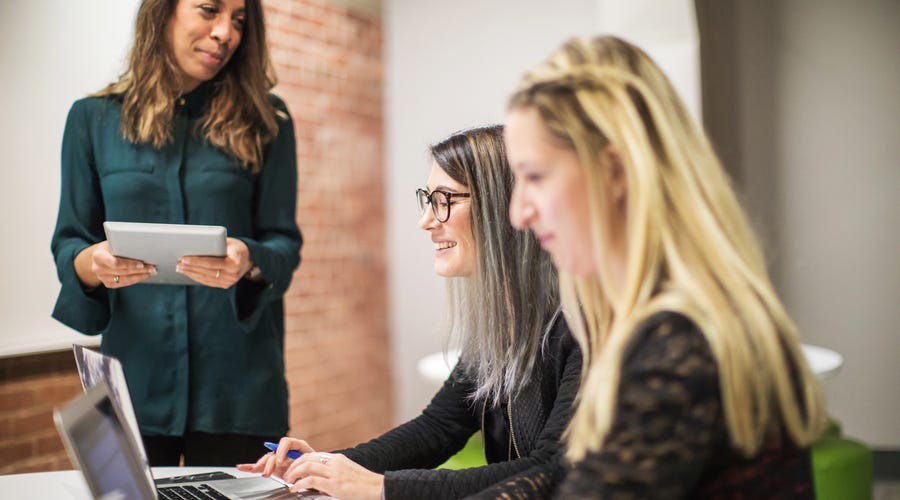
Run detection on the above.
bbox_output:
[264,441,302,459]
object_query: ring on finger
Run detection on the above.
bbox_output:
[318,453,330,465]
[113,275,120,284]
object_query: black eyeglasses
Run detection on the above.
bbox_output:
[416,188,471,223]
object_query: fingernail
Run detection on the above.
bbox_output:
[136,262,144,269]
[150,268,158,276]
[175,264,183,273]
[182,257,191,264]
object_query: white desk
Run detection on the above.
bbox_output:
[801,343,844,379]
[0,466,252,500]
[418,343,844,384]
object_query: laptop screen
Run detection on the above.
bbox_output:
[56,382,156,500]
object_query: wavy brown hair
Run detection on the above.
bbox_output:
[96,0,279,172]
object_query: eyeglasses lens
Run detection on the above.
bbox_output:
[432,191,449,222]
[416,189,428,215]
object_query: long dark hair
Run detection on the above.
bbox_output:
[432,125,559,404]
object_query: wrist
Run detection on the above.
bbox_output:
[74,244,101,289]
[244,265,262,281]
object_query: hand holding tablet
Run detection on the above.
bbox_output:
[103,221,227,286]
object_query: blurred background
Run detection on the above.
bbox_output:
[1,0,897,485]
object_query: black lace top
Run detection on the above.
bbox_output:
[472,311,815,499]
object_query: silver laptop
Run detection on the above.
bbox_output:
[72,344,155,490]
[55,378,331,499]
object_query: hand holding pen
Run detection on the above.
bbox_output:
[238,437,384,498]
[237,437,317,479]
[264,441,302,459]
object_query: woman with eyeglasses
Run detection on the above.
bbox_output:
[239,125,582,499]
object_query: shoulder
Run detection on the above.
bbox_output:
[63,96,122,138]
[544,310,578,355]
[623,311,717,381]
[68,95,118,115]
[66,95,123,126]
[541,311,582,379]
[545,309,571,343]
[267,93,292,120]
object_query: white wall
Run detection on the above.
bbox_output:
[768,0,900,447]
[704,0,899,448]
[0,1,140,356]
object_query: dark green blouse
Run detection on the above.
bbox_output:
[50,83,302,438]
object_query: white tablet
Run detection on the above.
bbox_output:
[103,221,226,285]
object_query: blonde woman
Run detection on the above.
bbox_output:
[498,36,826,498]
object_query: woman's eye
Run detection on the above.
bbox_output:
[233,18,246,30]
[200,5,218,15]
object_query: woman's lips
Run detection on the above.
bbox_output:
[434,241,457,255]
[197,49,224,66]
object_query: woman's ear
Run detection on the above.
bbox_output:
[602,144,627,204]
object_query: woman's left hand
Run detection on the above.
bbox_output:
[281,452,384,500]
[176,237,254,288]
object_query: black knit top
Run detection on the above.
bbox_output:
[336,313,581,499]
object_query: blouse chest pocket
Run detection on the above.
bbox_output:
[187,145,251,177]
[95,142,158,177]
[185,147,256,186]
[97,162,156,176]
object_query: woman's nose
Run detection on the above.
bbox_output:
[508,184,532,230]
[418,207,438,230]
[210,18,235,45]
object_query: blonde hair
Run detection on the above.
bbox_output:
[95,0,280,172]
[508,36,826,460]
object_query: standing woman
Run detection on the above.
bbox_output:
[503,36,826,497]
[51,0,302,466]
[240,125,581,499]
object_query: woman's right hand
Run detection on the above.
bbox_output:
[74,241,156,289]
[236,437,317,479]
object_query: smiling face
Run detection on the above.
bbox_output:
[506,107,597,277]
[418,162,476,278]
[166,0,246,92]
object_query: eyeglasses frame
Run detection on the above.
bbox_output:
[416,188,471,223]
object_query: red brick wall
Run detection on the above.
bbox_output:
[0,352,82,473]
[0,0,389,474]
[266,0,392,449]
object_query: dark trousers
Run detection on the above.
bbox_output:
[143,432,281,466]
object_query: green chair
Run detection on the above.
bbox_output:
[811,419,873,500]
[438,433,488,470]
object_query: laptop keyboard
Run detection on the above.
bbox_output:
[158,484,231,500]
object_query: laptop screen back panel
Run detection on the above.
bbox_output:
[54,382,157,500]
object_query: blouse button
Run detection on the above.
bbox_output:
[178,97,186,106]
